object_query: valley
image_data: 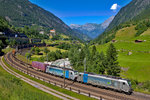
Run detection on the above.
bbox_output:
[1,0,150,99]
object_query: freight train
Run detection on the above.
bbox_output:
[32,61,132,94]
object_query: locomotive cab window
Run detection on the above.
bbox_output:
[123,82,125,85]
[74,71,78,75]
[71,72,72,75]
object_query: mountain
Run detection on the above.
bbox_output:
[70,16,114,39]
[95,0,150,44]
[0,0,90,41]
[107,0,150,31]
[101,16,115,29]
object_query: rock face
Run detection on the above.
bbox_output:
[101,16,115,29]
[0,0,90,41]
[70,16,114,39]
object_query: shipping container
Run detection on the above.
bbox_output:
[32,61,48,72]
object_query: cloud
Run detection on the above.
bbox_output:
[110,3,118,10]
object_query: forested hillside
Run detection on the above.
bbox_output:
[0,0,89,41]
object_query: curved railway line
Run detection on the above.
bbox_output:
[0,56,79,100]
[4,52,150,100]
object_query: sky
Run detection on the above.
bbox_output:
[29,0,132,25]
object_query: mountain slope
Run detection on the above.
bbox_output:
[107,0,150,31]
[70,16,114,39]
[95,0,150,44]
[0,0,89,41]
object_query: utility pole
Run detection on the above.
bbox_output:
[47,54,48,64]
[63,61,65,88]
[84,57,86,73]
[26,56,28,74]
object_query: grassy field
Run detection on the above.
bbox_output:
[2,47,13,54]
[96,26,150,82]
[40,47,67,52]
[0,64,60,100]
[2,57,95,100]
[31,47,67,61]
[16,54,32,64]
[115,26,137,40]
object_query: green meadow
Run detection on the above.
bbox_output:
[0,65,60,100]
[96,26,150,82]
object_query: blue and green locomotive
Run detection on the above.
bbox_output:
[77,72,132,94]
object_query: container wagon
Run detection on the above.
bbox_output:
[46,65,78,80]
[32,61,48,72]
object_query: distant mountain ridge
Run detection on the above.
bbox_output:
[70,16,114,39]
[0,0,90,41]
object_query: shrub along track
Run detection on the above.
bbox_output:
[5,52,150,100]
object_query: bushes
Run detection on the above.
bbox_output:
[56,43,71,50]
[47,50,68,61]
[51,35,61,41]
[56,43,81,50]
[135,23,148,36]
[134,20,150,36]
[30,47,41,55]
[35,47,41,55]
[141,81,150,92]
[130,79,150,92]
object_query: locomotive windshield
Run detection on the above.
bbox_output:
[74,71,78,75]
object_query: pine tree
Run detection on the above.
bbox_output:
[106,43,120,76]
[92,45,96,56]
[98,51,106,74]
[55,50,62,59]
[0,40,2,54]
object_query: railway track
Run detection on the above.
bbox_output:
[5,52,150,100]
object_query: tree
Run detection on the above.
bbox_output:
[0,40,3,54]
[43,47,50,55]
[47,51,57,61]
[35,47,40,55]
[9,39,17,47]
[68,47,83,71]
[25,52,31,60]
[62,52,68,58]
[98,52,106,74]
[55,50,62,59]
[92,45,96,56]
[106,43,120,76]
[30,47,35,54]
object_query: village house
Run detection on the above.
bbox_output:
[50,29,56,37]
[135,40,143,43]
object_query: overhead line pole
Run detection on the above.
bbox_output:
[64,61,65,88]
[84,57,86,73]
